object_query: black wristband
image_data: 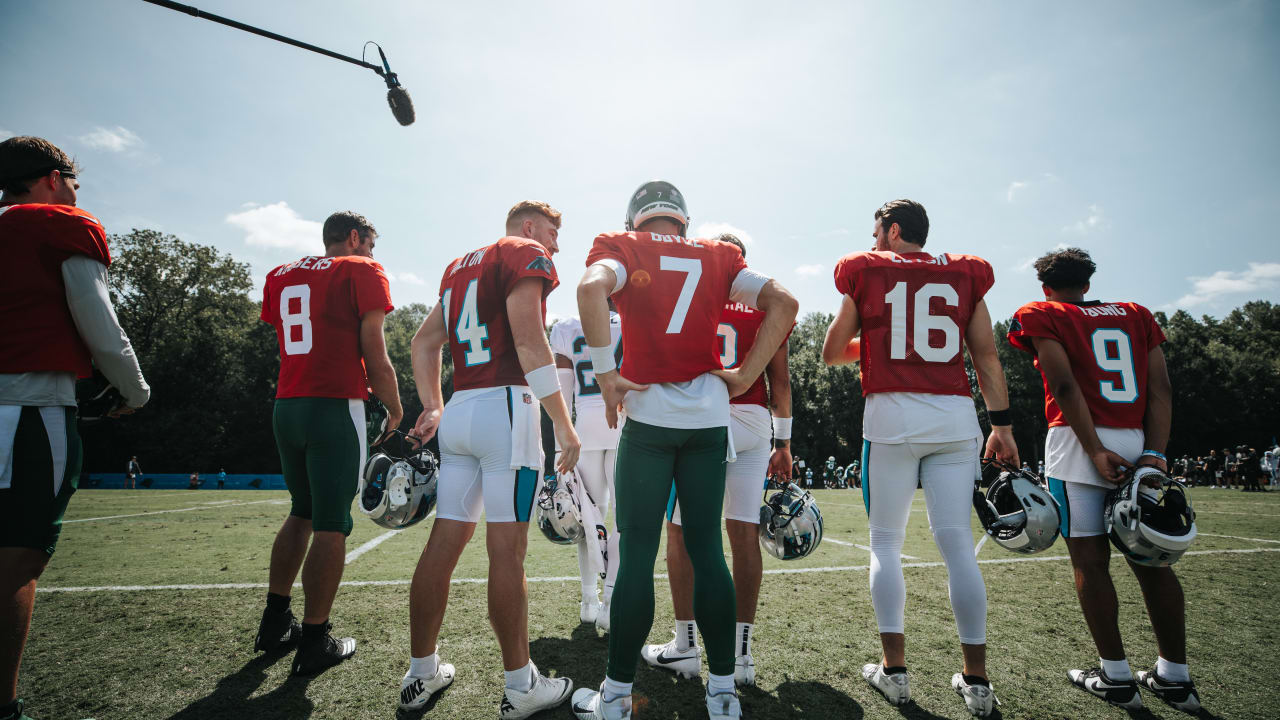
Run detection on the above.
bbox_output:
[988,409,1012,427]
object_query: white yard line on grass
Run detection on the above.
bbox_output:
[343,511,434,565]
[827,537,919,559]
[63,499,289,523]
[41,546,1278,594]
[973,534,990,556]
[1200,532,1280,545]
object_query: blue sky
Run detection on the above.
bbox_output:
[3,0,1277,324]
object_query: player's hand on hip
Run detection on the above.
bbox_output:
[410,407,442,444]
[768,446,793,479]
[983,425,1019,467]
[554,423,581,474]
[711,368,752,398]
[598,371,647,429]
[1091,448,1130,484]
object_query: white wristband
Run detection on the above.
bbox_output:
[772,416,793,440]
[525,363,561,400]
[588,345,617,375]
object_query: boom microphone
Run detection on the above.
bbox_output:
[376,45,415,126]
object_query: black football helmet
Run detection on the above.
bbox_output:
[625,180,689,234]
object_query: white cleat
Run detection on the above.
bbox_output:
[570,684,632,720]
[498,663,573,719]
[1136,669,1201,713]
[595,601,611,634]
[1068,668,1143,709]
[641,636,701,679]
[580,599,600,624]
[734,654,756,687]
[862,663,910,706]
[399,663,456,710]
[706,689,743,719]
[952,673,999,717]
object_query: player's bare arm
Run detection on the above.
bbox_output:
[964,299,1019,466]
[765,341,793,479]
[409,302,447,442]
[714,279,798,398]
[359,308,402,444]
[577,263,647,428]
[1138,345,1172,473]
[821,294,862,366]
[1035,335,1128,482]
[508,276,580,473]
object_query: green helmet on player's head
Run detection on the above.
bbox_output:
[625,180,689,235]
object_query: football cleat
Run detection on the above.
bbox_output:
[571,684,632,720]
[641,636,701,679]
[580,599,600,625]
[734,654,756,687]
[1068,668,1143,709]
[862,663,910,706]
[399,662,456,710]
[595,600,611,634]
[498,663,572,719]
[1137,669,1201,713]
[253,607,301,653]
[951,673,999,717]
[291,623,356,676]
[706,689,742,719]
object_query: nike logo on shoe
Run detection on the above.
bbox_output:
[656,651,692,664]
[401,679,425,705]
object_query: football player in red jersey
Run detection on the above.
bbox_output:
[1008,248,1198,713]
[645,234,794,688]
[570,183,798,720]
[0,136,150,720]
[401,201,581,718]
[822,199,1017,718]
[256,211,402,677]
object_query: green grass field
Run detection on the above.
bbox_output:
[20,487,1280,719]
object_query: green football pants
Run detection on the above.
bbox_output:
[272,397,365,535]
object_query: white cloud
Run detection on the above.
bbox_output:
[396,271,425,286]
[1063,204,1106,234]
[0,128,13,141]
[1173,262,1280,308]
[694,221,754,246]
[226,201,322,253]
[795,263,825,277]
[1006,181,1027,203]
[79,125,142,152]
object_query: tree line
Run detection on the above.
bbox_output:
[81,230,1280,473]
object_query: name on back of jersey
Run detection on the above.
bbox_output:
[887,253,950,266]
[449,248,488,276]
[273,256,335,275]
[650,233,706,248]
[1078,303,1129,318]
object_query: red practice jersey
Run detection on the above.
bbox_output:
[719,302,793,408]
[0,204,112,378]
[588,231,748,385]
[1008,300,1166,429]
[834,251,994,397]
[440,236,558,392]
[260,255,393,399]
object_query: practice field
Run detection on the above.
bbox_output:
[22,487,1280,719]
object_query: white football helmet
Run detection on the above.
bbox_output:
[1105,466,1197,567]
[759,482,823,560]
[358,432,438,530]
[974,459,1061,554]
[536,472,584,545]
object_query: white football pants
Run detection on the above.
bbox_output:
[575,448,619,601]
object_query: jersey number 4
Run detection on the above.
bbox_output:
[442,279,490,367]
[884,281,960,362]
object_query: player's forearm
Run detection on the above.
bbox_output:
[577,271,615,349]
[1053,379,1106,455]
[62,256,150,407]
[366,359,402,415]
[971,348,1011,413]
[539,388,574,430]
[738,282,798,383]
[822,295,861,367]
[766,350,792,419]
[410,313,446,410]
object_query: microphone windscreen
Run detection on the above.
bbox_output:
[387,86,415,126]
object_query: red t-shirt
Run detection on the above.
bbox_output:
[440,236,558,392]
[260,255,393,399]
[719,302,793,408]
[0,203,112,378]
[834,250,994,397]
[587,231,748,385]
[1008,300,1166,429]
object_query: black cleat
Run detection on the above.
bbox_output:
[1137,669,1201,713]
[1068,668,1143,709]
[254,607,302,653]
[291,622,356,676]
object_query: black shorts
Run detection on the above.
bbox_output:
[0,405,83,556]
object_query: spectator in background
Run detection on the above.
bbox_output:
[126,455,141,490]
[1208,450,1222,489]
[1265,450,1278,487]
[218,468,227,490]
[188,471,201,490]
[1224,448,1236,489]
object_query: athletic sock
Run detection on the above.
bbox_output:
[675,620,698,652]
[301,621,328,644]
[266,591,291,613]
[603,676,632,702]
[963,674,989,687]
[736,622,753,657]
[1156,656,1190,682]
[708,672,735,695]
[504,661,535,692]
[409,653,439,678]
[1101,657,1132,681]
[884,665,907,676]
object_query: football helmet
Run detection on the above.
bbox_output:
[759,481,823,560]
[974,459,1061,554]
[536,472,584,545]
[625,180,689,234]
[1104,466,1197,567]
[358,432,438,530]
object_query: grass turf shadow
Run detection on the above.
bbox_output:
[164,645,316,720]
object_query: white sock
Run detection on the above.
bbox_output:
[603,676,632,702]
[675,619,698,652]
[1101,657,1132,681]
[504,661,535,692]
[408,653,438,678]
[1157,656,1190,682]
[708,672,735,695]
[736,622,753,657]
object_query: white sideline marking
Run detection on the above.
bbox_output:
[822,501,924,512]
[42,546,1279,594]
[1200,532,1280,545]
[343,512,435,565]
[1195,510,1280,517]
[974,534,989,556]
[202,500,237,506]
[826,537,919,559]
[63,499,289,523]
